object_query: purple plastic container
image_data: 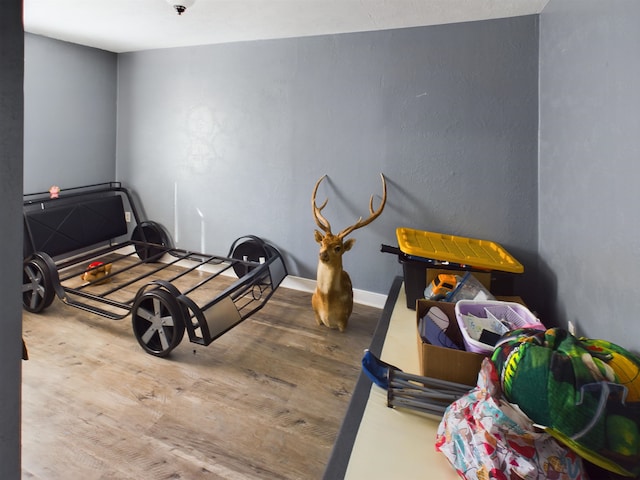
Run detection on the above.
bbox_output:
[454,300,544,353]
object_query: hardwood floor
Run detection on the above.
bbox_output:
[22,284,381,479]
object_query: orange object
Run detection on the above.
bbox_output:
[81,261,112,284]
[425,273,458,299]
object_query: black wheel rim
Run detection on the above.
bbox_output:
[22,259,54,313]
[132,289,185,357]
[132,223,170,261]
[231,239,269,278]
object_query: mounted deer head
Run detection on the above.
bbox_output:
[311,173,387,332]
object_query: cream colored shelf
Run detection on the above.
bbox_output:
[342,283,459,479]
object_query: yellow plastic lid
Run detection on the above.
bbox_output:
[396,227,524,274]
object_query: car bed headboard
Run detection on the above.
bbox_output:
[24,194,128,259]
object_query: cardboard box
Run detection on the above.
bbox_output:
[416,299,486,386]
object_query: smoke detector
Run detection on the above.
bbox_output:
[167,0,195,15]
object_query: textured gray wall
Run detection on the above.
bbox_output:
[0,0,23,477]
[117,17,539,299]
[23,34,117,194]
[539,0,640,351]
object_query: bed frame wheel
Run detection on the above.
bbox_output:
[131,221,172,261]
[22,257,55,313]
[229,235,278,278]
[131,288,185,357]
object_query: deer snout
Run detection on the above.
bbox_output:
[319,249,330,263]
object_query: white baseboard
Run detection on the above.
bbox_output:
[280,275,388,309]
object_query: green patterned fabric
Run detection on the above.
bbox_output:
[491,328,640,477]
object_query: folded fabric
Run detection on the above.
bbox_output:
[419,306,460,349]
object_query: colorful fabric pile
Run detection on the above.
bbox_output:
[436,358,587,479]
[491,328,640,477]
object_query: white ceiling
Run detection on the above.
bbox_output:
[23,0,549,54]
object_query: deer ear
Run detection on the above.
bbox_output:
[314,230,324,243]
[343,238,356,251]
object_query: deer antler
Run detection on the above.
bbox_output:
[312,175,332,233]
[338,173,387,239]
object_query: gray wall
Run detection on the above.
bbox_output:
[17,2,640,473]
[0,0,23,477]
[116,17,540,299]
[539,0,640,351]
[23,34,117,193]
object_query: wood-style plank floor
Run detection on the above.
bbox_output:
[22,281,381,479]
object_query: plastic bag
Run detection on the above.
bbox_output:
[436,358,587,480]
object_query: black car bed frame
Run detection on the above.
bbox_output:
[22,182,287,357]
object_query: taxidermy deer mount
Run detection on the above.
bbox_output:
[311,173,387,332]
